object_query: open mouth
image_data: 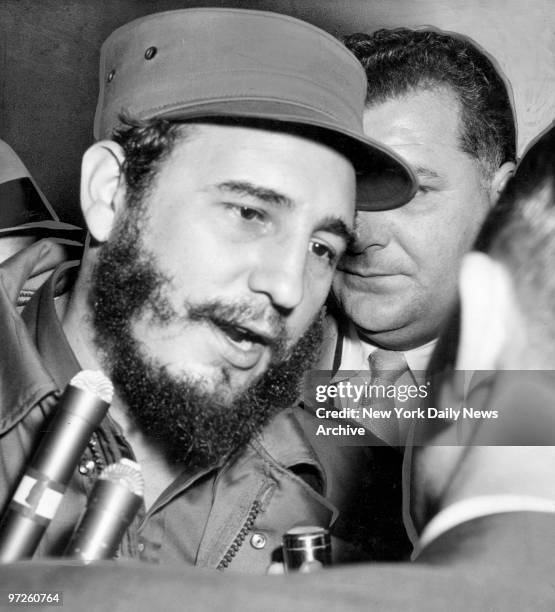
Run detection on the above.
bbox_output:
[216,320,269,349]
[209,318,275,370]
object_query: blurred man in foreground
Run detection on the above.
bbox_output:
[410,123,555,541]
[3,123,554,610]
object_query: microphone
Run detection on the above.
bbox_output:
[282,526,332,573]
[65,459,144,562]
[0,370,113,563]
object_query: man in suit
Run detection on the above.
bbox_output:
[326,26,516,434]
[302,28,518,558]
[3,125,554,608]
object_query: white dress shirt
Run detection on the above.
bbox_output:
[340,320,436,375]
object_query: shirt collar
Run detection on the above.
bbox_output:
[341,320,436,374]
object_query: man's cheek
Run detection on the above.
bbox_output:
[290,304,324,343]
[305,272,333,307]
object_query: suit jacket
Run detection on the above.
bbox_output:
[1,511,553,611]
[301,311,412,561]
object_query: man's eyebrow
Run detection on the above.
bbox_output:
[317,216,356,247]
[212,181,354,245]
[212,181,293,208]
[414,165,442,181]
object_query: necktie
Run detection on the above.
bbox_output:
[356,349,412,446]
[368,349,410,387]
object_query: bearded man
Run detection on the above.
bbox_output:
[5,125,555,609]
[0,9,415,572]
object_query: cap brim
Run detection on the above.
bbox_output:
[0,176,84,237]
[146,99,418,211]
[0,220,84,237]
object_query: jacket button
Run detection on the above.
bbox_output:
[250,533,266,549]
[144,46,157,60]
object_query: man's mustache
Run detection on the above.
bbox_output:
[185,299,289,361]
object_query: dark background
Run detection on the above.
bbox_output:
[1,0,552,225]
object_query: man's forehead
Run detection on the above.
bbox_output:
[161,122,356,185]
[363,86,463,143]
[146,122,355,231]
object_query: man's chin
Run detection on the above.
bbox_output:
[334,298,416,340]
[161,357,271,400]
[344,306,413,336]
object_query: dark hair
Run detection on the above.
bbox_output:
[111,114,193,203]
[344,28,516,177]
[477,124,555,334]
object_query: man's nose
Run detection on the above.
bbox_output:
[248,240,306,312]
[349,212,389,254]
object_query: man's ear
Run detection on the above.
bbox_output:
[457,251,516,370]
[80,141,126,243]
[489,160,516,205]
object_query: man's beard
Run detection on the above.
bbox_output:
[90,206,324,469]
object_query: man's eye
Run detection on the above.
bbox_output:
[224,203,267,223]
[237,206,264,221]
[309,240,336,263]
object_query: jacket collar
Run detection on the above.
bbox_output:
[254,407,328,490]
[147,407,330,518]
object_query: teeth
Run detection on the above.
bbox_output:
[229,326,247,341]
[228,328,254,350]
[233,326,249,339]
[220,322,257,347]
[236,338,254,349]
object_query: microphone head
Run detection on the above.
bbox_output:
[100,459,144,497]
[69,370,114,403]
